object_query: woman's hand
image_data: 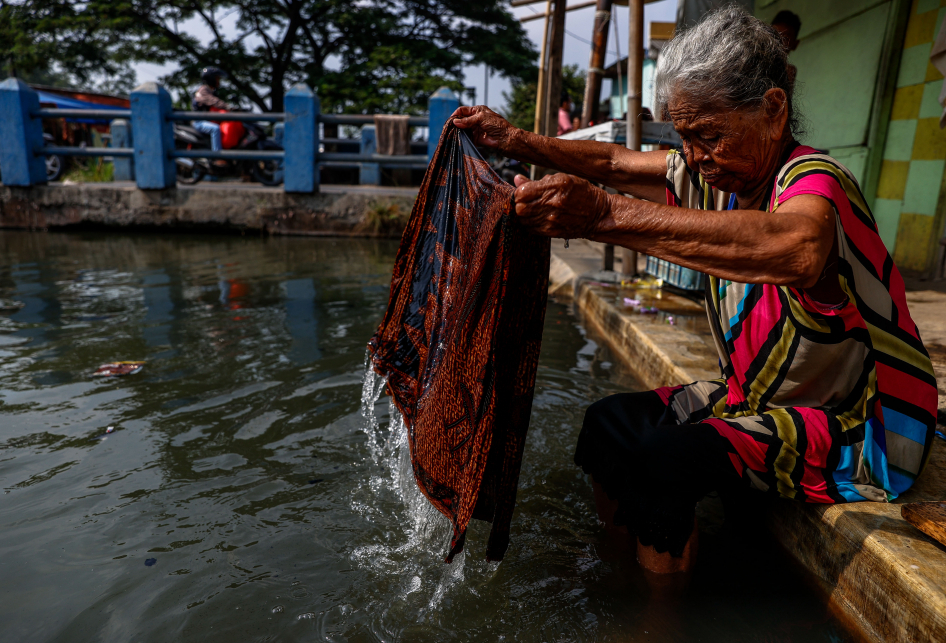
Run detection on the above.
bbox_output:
[512,174,611,240]
[451,106,518,152]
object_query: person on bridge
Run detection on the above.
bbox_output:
[193,67,229,154]
[451,6,937,577]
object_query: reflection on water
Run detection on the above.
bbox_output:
[0,231,849,642]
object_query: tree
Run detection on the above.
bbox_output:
[502,64,587,132]
[1,1,538,114]
[0,0,133,91]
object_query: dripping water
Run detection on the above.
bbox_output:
[354,353,484,618]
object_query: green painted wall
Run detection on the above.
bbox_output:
[756,0,946,275]
[872,0,946,271]
[756,0,894,184]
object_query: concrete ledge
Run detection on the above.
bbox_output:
[549,244,946,643]
[0,182,417,236]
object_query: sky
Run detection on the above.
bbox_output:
[131,0,679,114]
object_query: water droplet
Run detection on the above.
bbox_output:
[271,605,284,614]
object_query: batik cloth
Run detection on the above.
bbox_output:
[368,125,551,562]
[658,145,937,503]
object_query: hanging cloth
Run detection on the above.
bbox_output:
[374,114,411,156]
[368,125,551,562]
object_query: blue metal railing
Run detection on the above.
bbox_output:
[0,78,459,192]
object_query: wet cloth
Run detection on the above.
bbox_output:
[577,146,937,551]
[374,114,410,156]
[368,125,551,562]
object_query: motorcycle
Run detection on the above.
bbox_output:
[174,111,283,186]
[43,134,63,182]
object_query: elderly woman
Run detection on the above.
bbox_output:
[452,7,937,573]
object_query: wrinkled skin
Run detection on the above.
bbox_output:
[451,91,839,296]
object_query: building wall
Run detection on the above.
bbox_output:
[873,0,946,271]
[757,0,896,186]
[609,59,655,119]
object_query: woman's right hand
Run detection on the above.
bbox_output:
[450,106,518,152]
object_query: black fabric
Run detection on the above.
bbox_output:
[574,391,746,557]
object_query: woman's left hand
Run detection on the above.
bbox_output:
[513,174,611,240]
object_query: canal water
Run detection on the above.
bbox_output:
[0,231,851,642]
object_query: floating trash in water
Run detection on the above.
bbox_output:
[623,298,641,307]
[0,299,25,313]
[145,558,156,567]
[93,361,145,377]
[91,426,117,441]
[271,605,284,614]
[297,612,316,620]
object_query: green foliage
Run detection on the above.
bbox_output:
[502,64,587,132]
[0,0,136,93]
[2,1,538,115]
[359,199,411,236]
[63,159,114,183]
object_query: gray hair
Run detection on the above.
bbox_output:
[654,5,801,136]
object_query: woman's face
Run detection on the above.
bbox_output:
[667,93,785,195]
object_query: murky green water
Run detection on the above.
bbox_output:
[0,231,850,642]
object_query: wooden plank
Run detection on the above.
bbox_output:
[901,501,946,547]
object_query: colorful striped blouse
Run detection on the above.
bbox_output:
[660,145,937,503]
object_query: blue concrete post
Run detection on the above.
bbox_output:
[0,78,47,186]
[427,87,460,161]
[130,82,175,189]
[359,125,380,185]
[110,119,134,181]
[284,83,318,193]
[271,121,286,185]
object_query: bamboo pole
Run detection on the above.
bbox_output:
[621,0,644,276]
[581,0,613,128]
[545,0,567,137]
[520,0,597,22]
[533,0,553,136]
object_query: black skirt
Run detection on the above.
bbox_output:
[574,390,747,557]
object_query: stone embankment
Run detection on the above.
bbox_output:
[550,240,946,643]
[0,182,416,236]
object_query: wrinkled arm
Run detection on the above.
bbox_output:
[451,105,667,202]
[505,129,668,202]
[590,193,835,287]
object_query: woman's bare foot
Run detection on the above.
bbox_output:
[636,517,698,574]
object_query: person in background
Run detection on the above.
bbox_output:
[558,92,574,136]
[772,10,801,52]
[192,67,229,154]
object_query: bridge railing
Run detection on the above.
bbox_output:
[0,78,460,193]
